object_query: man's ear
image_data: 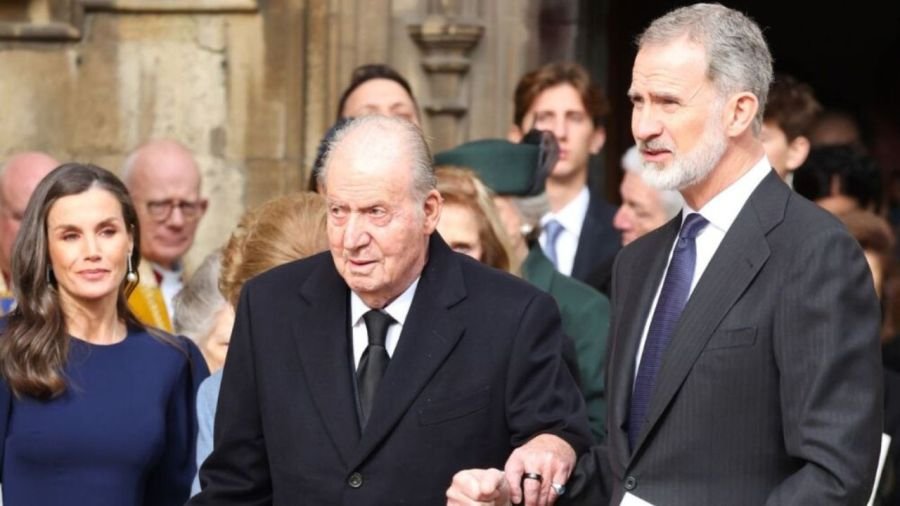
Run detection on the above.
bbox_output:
[507,124,524,143]
[589,126,606,154]
[422,189,443,234]
[785,135,811,171]
[724,92,759,137]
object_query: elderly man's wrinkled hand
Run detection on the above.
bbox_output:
[446,468,511,506]
[504,434,575,506]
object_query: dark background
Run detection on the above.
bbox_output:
[539,0,900,202]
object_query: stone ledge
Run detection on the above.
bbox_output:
[0,21,81,41]
[81,0,259,13]
[0,0,258,41]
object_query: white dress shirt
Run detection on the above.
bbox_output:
[633,157,773,379]
[349,278,420,370]
[539,186,590,276]
[152,262,184,320]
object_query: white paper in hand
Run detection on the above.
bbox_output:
[621,491,655,506]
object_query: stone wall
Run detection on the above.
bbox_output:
[0,0,546,273]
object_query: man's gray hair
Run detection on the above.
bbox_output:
[621,146,684,219]
[511,193,550,234]
[637,3,773,134]
[316,115,436,202]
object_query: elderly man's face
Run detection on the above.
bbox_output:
[613,171,669,246]
[629,37,727,191]
[129,149,206,270]
[0,153,57,276]
[325,134,440,308]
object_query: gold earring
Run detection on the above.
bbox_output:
[126,253,138,283]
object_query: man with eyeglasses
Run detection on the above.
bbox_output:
[123,139,208,331]
[0,151,58,315]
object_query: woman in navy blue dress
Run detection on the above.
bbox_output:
[0,163,208,505]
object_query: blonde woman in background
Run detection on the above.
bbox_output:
[434,167,515,274]
[191,192,328,495]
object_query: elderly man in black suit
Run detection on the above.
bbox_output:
[447,3,882,505]
[190,115,592,505]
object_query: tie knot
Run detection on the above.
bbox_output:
[544,219,564,242]
[363,310,394,347]
[679,213,708,240]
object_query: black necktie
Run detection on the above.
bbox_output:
[628,213,708,451]
[357,310,394,427]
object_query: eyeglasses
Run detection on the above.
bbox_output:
[145,199,206,221]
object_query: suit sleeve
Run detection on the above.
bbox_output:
[505,290,593,456]
[189,286,273,506]
[560,251,626,506]
[768,226,882,504]
[566,292,611,443]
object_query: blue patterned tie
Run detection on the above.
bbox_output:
[543,219,564,268]
[628,213,708,451]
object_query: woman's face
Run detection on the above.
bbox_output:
[436,203,484,262]
[47,187,133,310]
[202,303,235,373]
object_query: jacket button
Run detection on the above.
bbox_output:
[348,472,363,488]
[624,476,637,491]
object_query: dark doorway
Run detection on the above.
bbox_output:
[574,0,900,202]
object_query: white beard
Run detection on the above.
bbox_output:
[639,108,728,191]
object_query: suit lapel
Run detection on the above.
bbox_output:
[349,234,466,470]
[572,191,619,280]
[293,255,359,467]
[572,195,602,279]
[609,218,679,466]
[630,172,787,458]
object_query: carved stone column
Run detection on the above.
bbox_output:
[408,12,483,152]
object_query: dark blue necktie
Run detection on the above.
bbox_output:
[628,213,708,451]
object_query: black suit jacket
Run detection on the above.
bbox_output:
[571,190,620,283]
[191,234,591,505]
[564,171,883,505]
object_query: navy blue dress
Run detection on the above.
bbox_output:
[0,328,209,505]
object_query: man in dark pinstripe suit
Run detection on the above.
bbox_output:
[447,4,882,505]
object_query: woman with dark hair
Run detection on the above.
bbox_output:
[0,163,208,505]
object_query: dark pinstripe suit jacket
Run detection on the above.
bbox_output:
[564,170,883,505]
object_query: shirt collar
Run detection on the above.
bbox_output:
[350,277,420,327]
[151,261,183,277]
[151,261,183,284]
[683,155,773,233]
[542,186,590,236]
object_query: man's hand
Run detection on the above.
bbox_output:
[446,468,511,506]
[504,434,575,506]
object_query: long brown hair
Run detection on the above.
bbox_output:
[513,62,608,129]
[0,163,145,399]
